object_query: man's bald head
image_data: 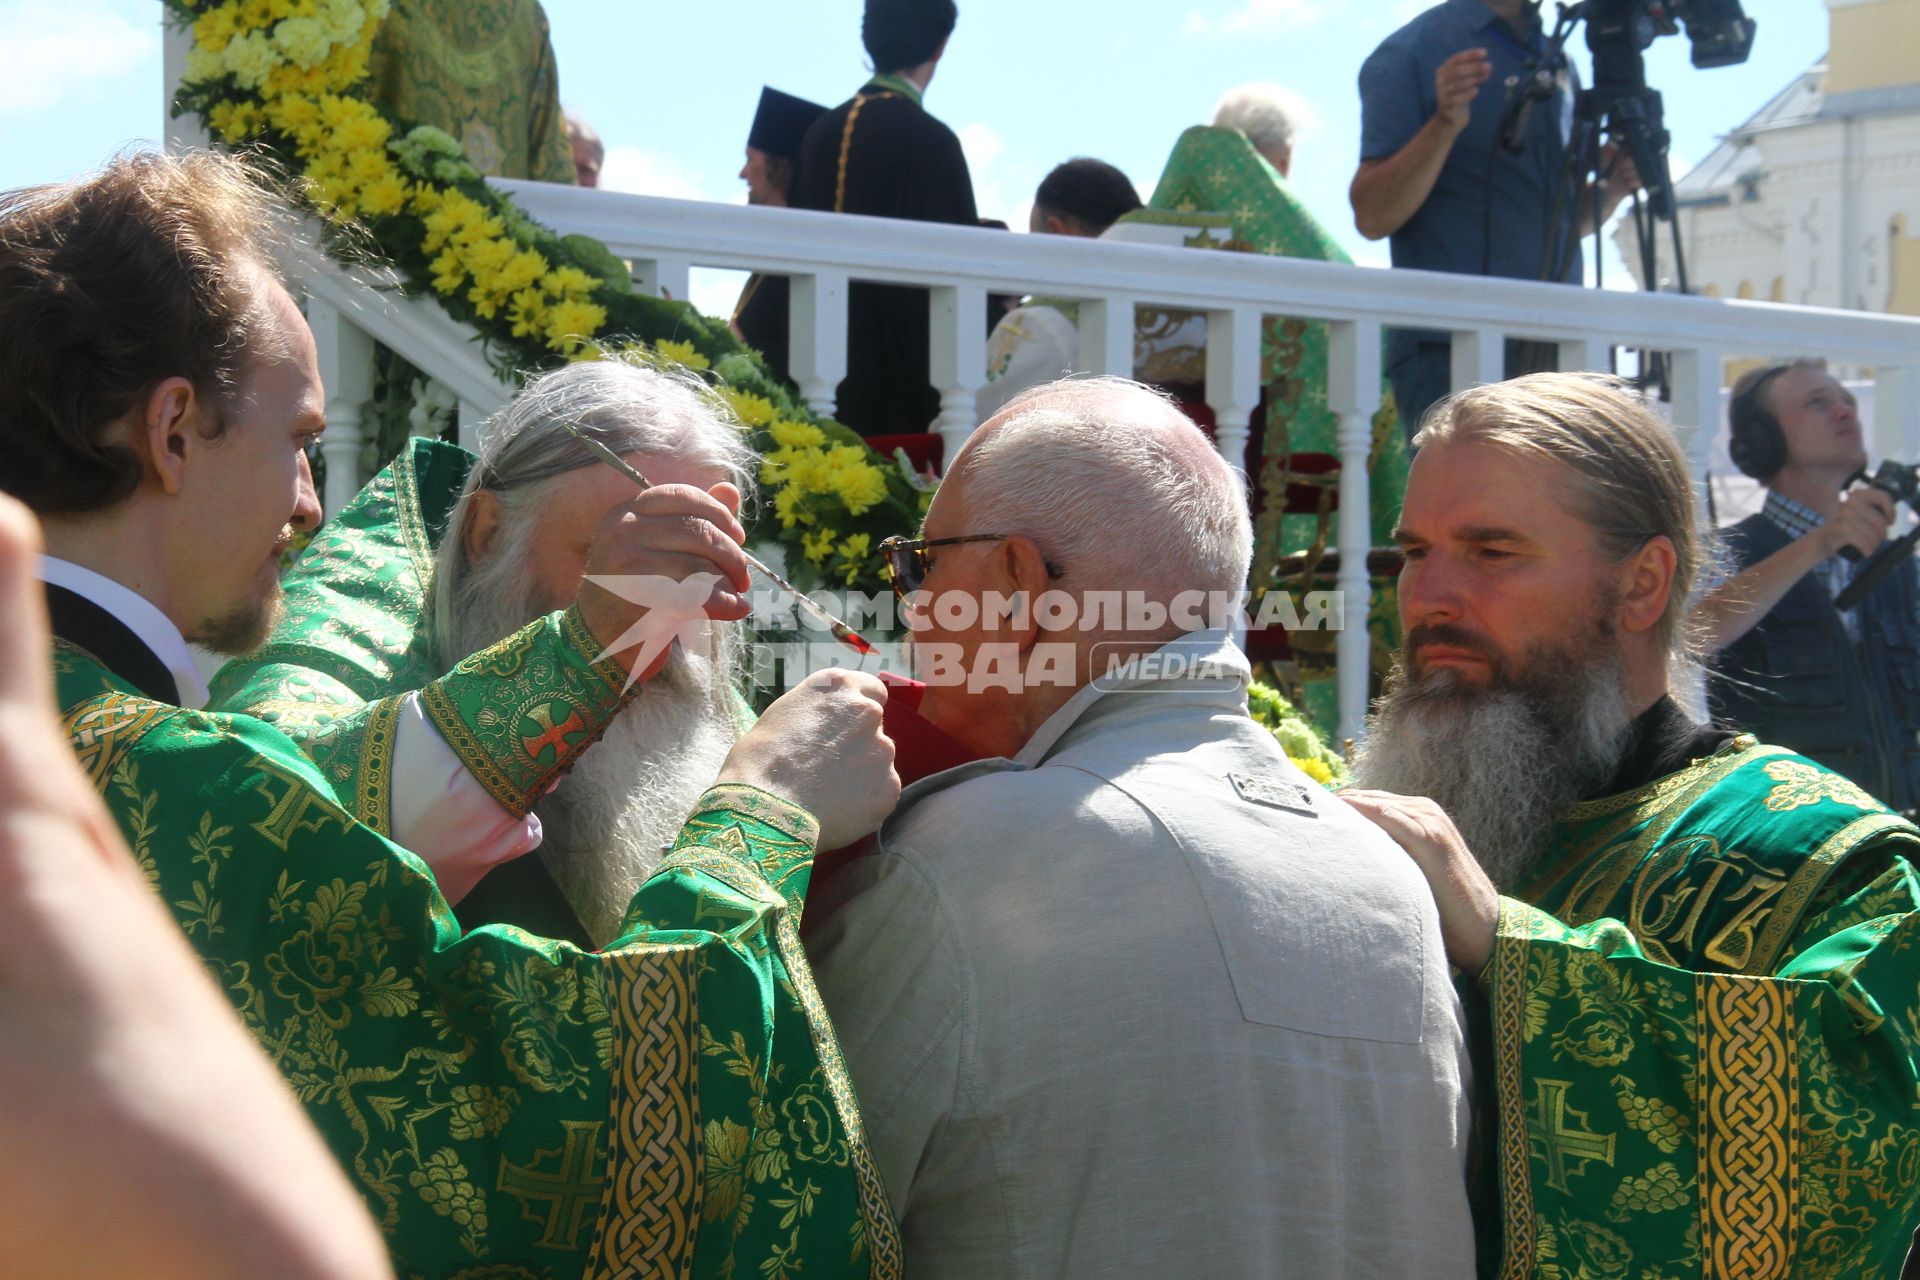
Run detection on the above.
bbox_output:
[949,377,1251,613]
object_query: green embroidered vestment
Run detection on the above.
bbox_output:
[56,638,899,1279]
[1481,737,1920,1279]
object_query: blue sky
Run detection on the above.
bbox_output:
[0,0,1831,316]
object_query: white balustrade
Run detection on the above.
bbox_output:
[271,180,1920,746]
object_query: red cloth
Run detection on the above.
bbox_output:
[802,672,981,931]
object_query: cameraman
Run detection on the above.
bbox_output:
[1704,360,1920,811]
[1351,0,1640,436]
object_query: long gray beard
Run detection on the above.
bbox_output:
[536,646,739,946]
[440,529,742,945]
[1352,654,1634,889]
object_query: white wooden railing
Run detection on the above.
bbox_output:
[289,183,1920,746]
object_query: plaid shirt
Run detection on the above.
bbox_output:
[1761,490,1861,642]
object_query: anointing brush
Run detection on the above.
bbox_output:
[562,423,876,655]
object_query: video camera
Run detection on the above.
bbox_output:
[1584,0,1755,90]
[1834,460,1920,611]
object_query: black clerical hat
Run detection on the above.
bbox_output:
[747,87,828,161]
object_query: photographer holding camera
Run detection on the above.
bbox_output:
[1704,359,1920,812]
[1351,0,1642,436]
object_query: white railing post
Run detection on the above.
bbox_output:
[1329,320,1383,751]
[1557,336,1609,374]
[929,285,987,463]
[1872,364,1917,464]
[306,295,376,518]
[1076,297,1135,377]
[1205,307,1262,475]
[1451,328,1505,391]
[632,258,691,302]
[1669,348,1725,517]
[789,271,849,420]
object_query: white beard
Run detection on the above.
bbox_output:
[1352,649,1633,890]
[441,527,742,945]
[535,643,739,946]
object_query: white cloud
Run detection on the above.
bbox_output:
[1184,0,1323,38]
[0,1,157,115]
[598,146,733,205]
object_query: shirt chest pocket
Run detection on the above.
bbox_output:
[1142,786,1432,1044]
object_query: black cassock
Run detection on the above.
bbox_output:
[770,78,977,437]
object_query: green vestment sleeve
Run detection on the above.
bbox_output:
[59,643,899,1280]
[1480,742,1920,1279]
[211,440,633,831]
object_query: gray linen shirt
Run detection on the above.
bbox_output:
[809,632,1477,1279]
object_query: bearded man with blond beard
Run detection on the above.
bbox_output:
[1343,372,1920,1278]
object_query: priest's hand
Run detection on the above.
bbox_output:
[1341,789,1499,974]
[0,495,392,1280]
[578,481,753,677]
[717,669,900,849]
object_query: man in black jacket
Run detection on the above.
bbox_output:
[1704,359,1920,810]
[790,0,977,436]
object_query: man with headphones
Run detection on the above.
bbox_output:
[1704,358,1920,810]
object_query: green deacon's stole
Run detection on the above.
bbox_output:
[1482,737,1920,1280]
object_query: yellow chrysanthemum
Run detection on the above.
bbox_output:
[655,339,709,372]
[768,419,825,451]
[358,172,408,216]
[1291,756,1334,786]
[506,288,550,339]
[720,390,776,429]
[772,486,809,529]
[544,299,607,352]
[193,5,243,54]
[542,265,598,301]
[429,249,466,295]
[802,530,837,564]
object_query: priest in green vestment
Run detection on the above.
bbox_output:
[3,151,901,1280]
[1344,373,1920,1278]
[364,0,576,183]
[212,359,761,950]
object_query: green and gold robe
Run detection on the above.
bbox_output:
[55,579,898,1274]
[1482,736,1920,1278]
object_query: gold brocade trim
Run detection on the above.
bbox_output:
[560,603,630,697]
[834,93,894,214]
[352,695,406,833]
[1560,735,1766,824]
[1698,977,1798,1279]
[1747,812,1920,975]
[770,909,904,1280]
[1491,898,1539,1280]
[392,446,436,587]
[54,641,176,785]
[585,947,702,1278]
[685,783,821,851]
[60,686,174,788]
[419,675,522,814]
[1528,741,1783,918]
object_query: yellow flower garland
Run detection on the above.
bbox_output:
[172,0,928,601]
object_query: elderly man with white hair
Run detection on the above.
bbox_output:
[807,376,1476,1279]
[1212,81,1305,178]
[215,357,766,946]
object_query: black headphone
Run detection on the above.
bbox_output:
[1727,364,1794,480]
